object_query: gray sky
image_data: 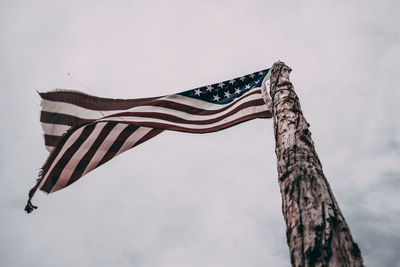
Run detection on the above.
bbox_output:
[1,1,399,266]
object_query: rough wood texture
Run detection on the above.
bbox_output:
[269,62,363,267]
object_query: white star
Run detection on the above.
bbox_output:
[229,79,236,85]
[245,84,251,89]
[235,88,241,94]
[194,88,202,96]
[249,74,255,78]
[206,85,213,92]
[213,95,220,102]
[218,82,225,88]
[224,91,231,98]
[239,76,246,82]
[258,71,263,75]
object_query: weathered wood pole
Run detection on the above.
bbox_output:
[269,61,363,266]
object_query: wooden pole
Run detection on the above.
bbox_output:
[268,61,363,266]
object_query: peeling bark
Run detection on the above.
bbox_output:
[269,62,363,267]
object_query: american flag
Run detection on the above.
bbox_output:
[25,69,272,213]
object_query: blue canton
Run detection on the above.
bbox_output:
[179,69,270,104]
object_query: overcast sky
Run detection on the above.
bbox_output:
[1,1,399,266]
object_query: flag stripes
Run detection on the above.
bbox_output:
[41,89,269,151]
[51,122,106,192]
[26,69,272,213]
[40,89,265,123]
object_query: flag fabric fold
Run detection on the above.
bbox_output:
[26,69,272,213]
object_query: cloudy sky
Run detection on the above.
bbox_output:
[1,1,399,266]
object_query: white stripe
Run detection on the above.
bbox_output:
[81,123,128,177]
[41,123,71,136]
[99,104,269,130]
[41,89,264,124]
[38,127,86,190]
[115,127,153,156]
[51,123,107,192]
[41,99,118,120]
[161,88,262,110]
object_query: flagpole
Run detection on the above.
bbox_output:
[267,61,363,266]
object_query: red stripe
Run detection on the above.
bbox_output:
[96,124,140,167]
[40,90,161,111]
[66,122,119,187]
[103,99,268,125]
[44,134,62,147]
[41,111,92,126]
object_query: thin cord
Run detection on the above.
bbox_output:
[66,72,127,122]
[66,72,106,117]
